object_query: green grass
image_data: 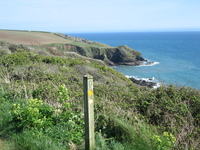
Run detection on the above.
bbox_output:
[12,130,67,150]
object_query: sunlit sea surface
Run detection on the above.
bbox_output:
[67,32,200,89]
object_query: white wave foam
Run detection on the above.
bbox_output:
[126,75,138,79]
[126,75,161,89]
[149,62,160,66]
[152,82,161,89]
[126,75,155,81]
[138,61,160,67]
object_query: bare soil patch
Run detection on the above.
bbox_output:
[0,30,71,45]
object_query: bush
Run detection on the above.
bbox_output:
[11,98,54,130]
[0,85,84,149]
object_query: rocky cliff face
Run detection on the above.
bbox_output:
[54,33,146,66]
[61,44,145,66]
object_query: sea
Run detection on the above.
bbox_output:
[67,32,200,90]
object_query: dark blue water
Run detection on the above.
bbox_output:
[67,32,200,89]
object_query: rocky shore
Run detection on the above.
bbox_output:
[129,77,159,88]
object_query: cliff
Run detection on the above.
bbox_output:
[0,30,146,66]
[49,33,146,66]
[45,43,145,66]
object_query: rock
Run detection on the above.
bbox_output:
[129,77,157,88]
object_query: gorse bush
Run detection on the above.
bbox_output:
[0,50,40,67]
[94,118,176,150]
[134,85,200,149]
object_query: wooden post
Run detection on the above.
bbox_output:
[83,75,95,150]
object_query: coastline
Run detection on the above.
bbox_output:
[111,61,161,88]
[68,32,200,90]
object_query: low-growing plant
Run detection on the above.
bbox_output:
[151,131,176,150]
[95,133,125,150]
[53,84,84,144]
[11,98,54,130]
[12,129,67,150]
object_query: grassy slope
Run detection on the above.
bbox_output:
[0,30,109,47]
[0,30,199,149]
[0,30,71,45]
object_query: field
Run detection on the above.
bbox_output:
[0,30,71,45]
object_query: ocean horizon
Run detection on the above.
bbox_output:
[67,31,200,90]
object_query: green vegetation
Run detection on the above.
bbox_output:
[0,30,145,65]
[0,39,199,149]
[42,42,144,66]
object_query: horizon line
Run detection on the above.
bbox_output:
[1,28,200,34]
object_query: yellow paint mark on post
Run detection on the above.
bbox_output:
[88,90,93,96]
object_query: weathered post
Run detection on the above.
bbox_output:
[83,75,95,150]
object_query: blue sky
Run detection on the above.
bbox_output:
[0,0,200,33]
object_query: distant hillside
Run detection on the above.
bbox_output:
[0,30,70,45]
[0,30,145,66]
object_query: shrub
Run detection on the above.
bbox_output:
[0,52,40,68]
[11,98,54,130]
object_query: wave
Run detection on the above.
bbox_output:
[152,82,161,89]
[126,75,156,82]
[109,61,160,68]
[138,61,160,67]
[126,75,161,89]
